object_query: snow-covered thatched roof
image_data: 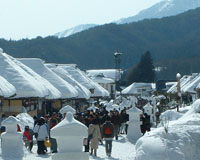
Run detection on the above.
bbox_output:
[57,65,109,97]
[122,83,152,95]
[196,83,200,90]
[16,59,61,99]
[89,73,115,84]
[0,76,16,98]
[19,58,78,99]
[182,73,200,93]
[0,50,49,98]
[167,74,199,94]
[46,64,91,99]
[87,69,122,81]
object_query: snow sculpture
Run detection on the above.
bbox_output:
[127,107,142,142]
[143,102,153,123]
[51,112,88,160]
[1,116,24,159]
[60,105,76,115]
[129,96,138,107]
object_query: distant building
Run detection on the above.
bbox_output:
[122,82,155,97]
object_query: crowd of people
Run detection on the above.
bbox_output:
[0,103,153,157]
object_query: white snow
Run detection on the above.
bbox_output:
[87,69,121,81]
[54,24,97,38]
[89,75,115,84]
[0,51,49,98]
[0,75,16,98]
[135,99,200,160]
[16,113,34,130]
[16,59,62,99]
[116,0,200,24]
[122,83,153,95]
[1,99,200,160]
[46,64,91,99]
[19,58,78,99]
[60,105,76,115]
[57,65,109,97]
[182,73,200,93]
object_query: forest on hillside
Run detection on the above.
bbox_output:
[0,8,200,81]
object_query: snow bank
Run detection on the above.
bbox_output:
[135,99,200,160]
[160,110,183,121]
[16,113,34,130]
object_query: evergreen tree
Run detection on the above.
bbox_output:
[127,51,155,85]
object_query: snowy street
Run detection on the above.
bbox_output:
[1,100,200,160]
[12,135,136,160]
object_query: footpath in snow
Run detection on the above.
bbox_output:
[0,135,136,160]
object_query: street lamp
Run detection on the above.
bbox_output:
[176,73,181,112]
[114,52,122,90]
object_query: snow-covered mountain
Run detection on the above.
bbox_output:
[116,0,200,24]
[54,24,97,38]
[54,0,200,38]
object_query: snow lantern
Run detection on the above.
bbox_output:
[129,96,138,107]
[143,102,153,122]
[60,105,76,115]
[127,107,142,142]
[1,116,24,159]
[51,112,88,160]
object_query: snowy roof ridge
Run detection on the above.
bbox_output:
[59,65,109,97]
[19,58,78,99]
[167,74,200,93]
[122,82,152,95]
[47,65,91,99]
[0,75,16,98]
[87,69,122,81]
[17,59,62,99]
[0,52,49,98]
[182,73,200,93]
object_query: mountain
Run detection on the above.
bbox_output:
[54,0,200,38]
[54,24,97,38]
[1,8,200,80]
[116,0,200,24]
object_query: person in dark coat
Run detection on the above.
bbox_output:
[102,116,114,157]
[120,109,129,134]
[111,110,121,140]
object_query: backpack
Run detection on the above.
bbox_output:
[105,127,111,135]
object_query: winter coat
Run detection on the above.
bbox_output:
[102,121,114,139]
[88,124,101,149]
[23,131,31,141]
[120,113,129,123]
[111,114,121,126]
[33,124,49,141]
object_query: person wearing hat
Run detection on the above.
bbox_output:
[33,117,49,154]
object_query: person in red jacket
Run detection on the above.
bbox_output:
[23,126,33,152]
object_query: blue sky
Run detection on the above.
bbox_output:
[0,0,161,40]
